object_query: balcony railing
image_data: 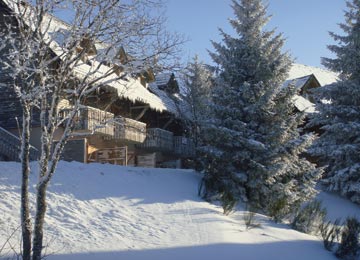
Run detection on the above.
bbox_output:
[113,117,146,143]
[173,136,195,157]
[0,126,39,161]
[137,128,173,151]
[60,106,114,136]
[60,106,147,143]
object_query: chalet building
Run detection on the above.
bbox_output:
[0,0,194,167]
[285,64,338,114]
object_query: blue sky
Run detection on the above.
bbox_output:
[165,0,347,68]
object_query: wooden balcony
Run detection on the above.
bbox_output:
[173,136,195,158]
[60,106,147,143]
[113,117,146,143]
[59,106,114,136]
[137,128,173,151]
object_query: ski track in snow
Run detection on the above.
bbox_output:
[0,161,348,259]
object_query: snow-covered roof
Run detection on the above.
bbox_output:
[72,62,170,112]
[292,95,316,113]
[284,64,339,114]
[282,75,314,90]
[148,77,191,119]
[288,63,339,86]
[155,73,173,87]
[148,83,178,113]
[47,27,173,113]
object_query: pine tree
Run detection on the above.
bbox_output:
[308,0,360,204]
[322,0,360,81]
[210,0,289,87]
[200,0,321,217]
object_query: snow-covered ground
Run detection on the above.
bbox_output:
[1,161,356,260]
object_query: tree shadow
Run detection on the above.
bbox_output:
[47,241,336,260]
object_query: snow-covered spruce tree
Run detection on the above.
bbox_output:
[0,1,183,259]
[182,55,213,147]
[308,0,360,204]
[200,0,321,218]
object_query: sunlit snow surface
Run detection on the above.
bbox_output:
[0,161,344,259]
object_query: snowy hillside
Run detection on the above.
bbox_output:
[0,162,341,259]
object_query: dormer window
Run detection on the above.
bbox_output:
[113,64,124,76]
[79,35,97,56]
[137,68,155,87]
[156,73,179,94]
[116,46,128,65]
[112,46,128,76]
[74,35,96,65]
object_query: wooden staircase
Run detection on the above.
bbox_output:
[0,126,39,161]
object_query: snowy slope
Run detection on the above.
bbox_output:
[0,162,338,260]
[317,190,360,222]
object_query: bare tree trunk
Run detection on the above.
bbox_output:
[20,103,32,260]
[32,130,68,260]
[32,181,48,260]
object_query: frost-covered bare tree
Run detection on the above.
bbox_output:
[0,0,183,259]
[182,55,213,147]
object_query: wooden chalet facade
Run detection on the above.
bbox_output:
[55,75,195,167]
[0,0,194,167]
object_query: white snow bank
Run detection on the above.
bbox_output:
[0,161,337,260]
[317,190,360,222]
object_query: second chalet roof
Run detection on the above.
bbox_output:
[283,64,339,114]
[282,74,316,90]
[287,63,339,86]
